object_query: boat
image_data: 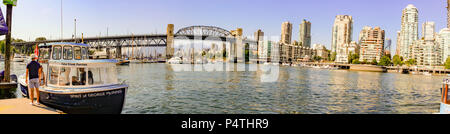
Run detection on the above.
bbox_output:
[167,57,183,64]
[117,59,130,65]
[12,54,25,62]
[18,42,128,114]
[423,72,432,76]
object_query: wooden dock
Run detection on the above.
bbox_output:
[0,98,64,114]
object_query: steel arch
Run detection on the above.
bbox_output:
[175,25,231,37]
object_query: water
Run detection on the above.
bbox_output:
[3,62,443,114]
[118,63,443,114]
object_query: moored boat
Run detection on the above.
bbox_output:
[18,42,128,114]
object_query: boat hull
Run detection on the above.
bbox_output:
[39,87,127,114]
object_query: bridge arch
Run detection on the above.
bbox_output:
[175,25,231,37]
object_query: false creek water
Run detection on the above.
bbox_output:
[3,62,444,114]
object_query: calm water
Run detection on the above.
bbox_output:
[2,62,444,114]
[118,63,443,114]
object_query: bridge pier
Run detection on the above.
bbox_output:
[116,45,122,59]
[166,24,174,60]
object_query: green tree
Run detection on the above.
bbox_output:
[348,52,359,64]
[378,56,391,66]
[445,57,450,69]
[362,59,368,64]
[35,37,47,42]
[313,56,322,61]
[405,59,417,66]
[371,59,378,65]
[330,52,337,62]
[352,59,360,64]
[393,55,403,66]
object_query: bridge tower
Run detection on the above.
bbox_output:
[230,28,243,63]
[166,24,175,60]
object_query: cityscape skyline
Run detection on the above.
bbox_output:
[0,0,447,52]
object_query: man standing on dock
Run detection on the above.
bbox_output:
[26,55,42,105]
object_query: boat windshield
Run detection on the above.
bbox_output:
[39,48,50,60]
[48,64,118,87]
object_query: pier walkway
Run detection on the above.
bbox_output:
[0,98,63,114]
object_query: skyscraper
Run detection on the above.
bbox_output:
[385,38,392,56]
[331,15,353,53]
[423,21,435,40]
[281,21,293,45]
[299,19,311,47]
[398,4,419,59]
[447,0,450,28]
[358,26,385,62]
[439,28,450,63]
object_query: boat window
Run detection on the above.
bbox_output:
[52,46,62,60]
[59,67,71,86]
[81,47,88,60]
[71,67,93,86]
[39,48,50,59]
[74,47,82,60]
[89,68,103,85]
[49,66,59,85]
[63,46,73,60]
[102,66,118,85]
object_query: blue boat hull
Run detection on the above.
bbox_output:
[20,83,28,98]
[39,87,127,114]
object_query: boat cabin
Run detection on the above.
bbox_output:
[38,43,119,89]
[38,42,90,63]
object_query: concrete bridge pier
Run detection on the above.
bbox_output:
[116,45,122,59]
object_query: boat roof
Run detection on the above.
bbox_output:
[38,42,89,47]
[49,59,118,64]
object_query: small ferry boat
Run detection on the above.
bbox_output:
[19,42,128,114]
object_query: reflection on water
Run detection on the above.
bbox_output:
[119,63,444,114]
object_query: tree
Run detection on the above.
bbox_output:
[35,37,47,42]
[405,59,417,66]
[445,57,450,69]
[352,59,360,64]
[393,55,403,66]
[362,59,368,64]
[371,59,378,65]
[348,52,359,64]
[313,56,322,62]
[330,52,337,62]
[378,56,391,66]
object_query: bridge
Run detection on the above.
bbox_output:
[12,25,258,62]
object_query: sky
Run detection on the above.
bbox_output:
[0,0,447,51]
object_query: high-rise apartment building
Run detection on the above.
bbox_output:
[358,26,385,62]
[411,22,440,66]
[299,19,311,47]
[332,15,353,56]
[439,28,450,63]
[385,38,392,56]
[398,4,419,59]
[281,22,293,45]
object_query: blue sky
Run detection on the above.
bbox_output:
[1,0,447,51]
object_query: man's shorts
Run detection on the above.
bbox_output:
[29,78,40,89]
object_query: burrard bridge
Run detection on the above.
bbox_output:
[12,25,258,61]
